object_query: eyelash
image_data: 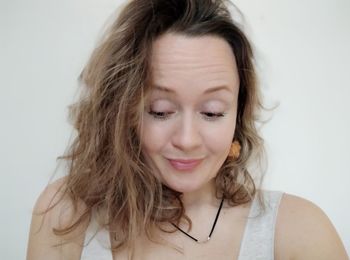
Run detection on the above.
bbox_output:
[148,111,225,121]
[203,112,226,120]
[147,111,170,121]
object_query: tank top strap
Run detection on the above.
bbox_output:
[238,190,284,260]
[80,211,113,260]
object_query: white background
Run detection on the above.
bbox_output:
[1,0,349,259]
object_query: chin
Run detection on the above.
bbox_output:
[171,185,198,194]
[163,178,206,194]
[156,160,215,193]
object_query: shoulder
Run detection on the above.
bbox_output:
[32,177,68,214]
[274,193,348,260]
[32,177,87,228]
[27,177,88,260]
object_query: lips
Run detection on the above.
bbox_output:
[167,158,203,171]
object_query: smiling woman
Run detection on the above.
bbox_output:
[141,34,239,195]
[26,0,348,259]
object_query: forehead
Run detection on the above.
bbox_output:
[150,33,239,94]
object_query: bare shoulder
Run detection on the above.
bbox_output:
[26,177,88,260]
[275,193,349,260]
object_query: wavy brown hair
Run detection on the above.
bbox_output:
[47,0,265,257]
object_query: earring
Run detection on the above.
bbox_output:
[228,140,241,159]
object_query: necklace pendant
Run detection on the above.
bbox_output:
[197,237,211,244]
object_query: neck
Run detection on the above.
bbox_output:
[171,180,225,243]
[180,179,220,211]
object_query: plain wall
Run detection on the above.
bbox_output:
[0,0,349,259]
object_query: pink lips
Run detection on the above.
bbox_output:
[167,158,203,171]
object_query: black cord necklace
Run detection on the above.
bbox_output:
[171,197,225,243]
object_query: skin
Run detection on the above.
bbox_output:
[26,33,349,259]
[141,33,239,209]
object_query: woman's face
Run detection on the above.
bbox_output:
[140,33,239,193]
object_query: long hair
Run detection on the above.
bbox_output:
[47,0,265,257]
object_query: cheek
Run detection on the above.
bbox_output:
[140,118,172,154]
[203,120,236,154]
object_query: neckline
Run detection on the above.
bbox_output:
[104,192,259,259]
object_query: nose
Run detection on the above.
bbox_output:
[171,112,202,152]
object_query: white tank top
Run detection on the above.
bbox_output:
[81,190,284,260]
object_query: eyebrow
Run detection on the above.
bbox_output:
[153,85,233,95]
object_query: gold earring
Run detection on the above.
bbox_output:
[228,140,241,159]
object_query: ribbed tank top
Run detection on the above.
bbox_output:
[81,190,284,260]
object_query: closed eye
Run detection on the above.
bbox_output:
[201,112,226,121]
[148,110,174,120]
[148,111,225,121]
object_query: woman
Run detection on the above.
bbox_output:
[26,0,348,259]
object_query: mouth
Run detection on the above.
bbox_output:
[167,158,203,171]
